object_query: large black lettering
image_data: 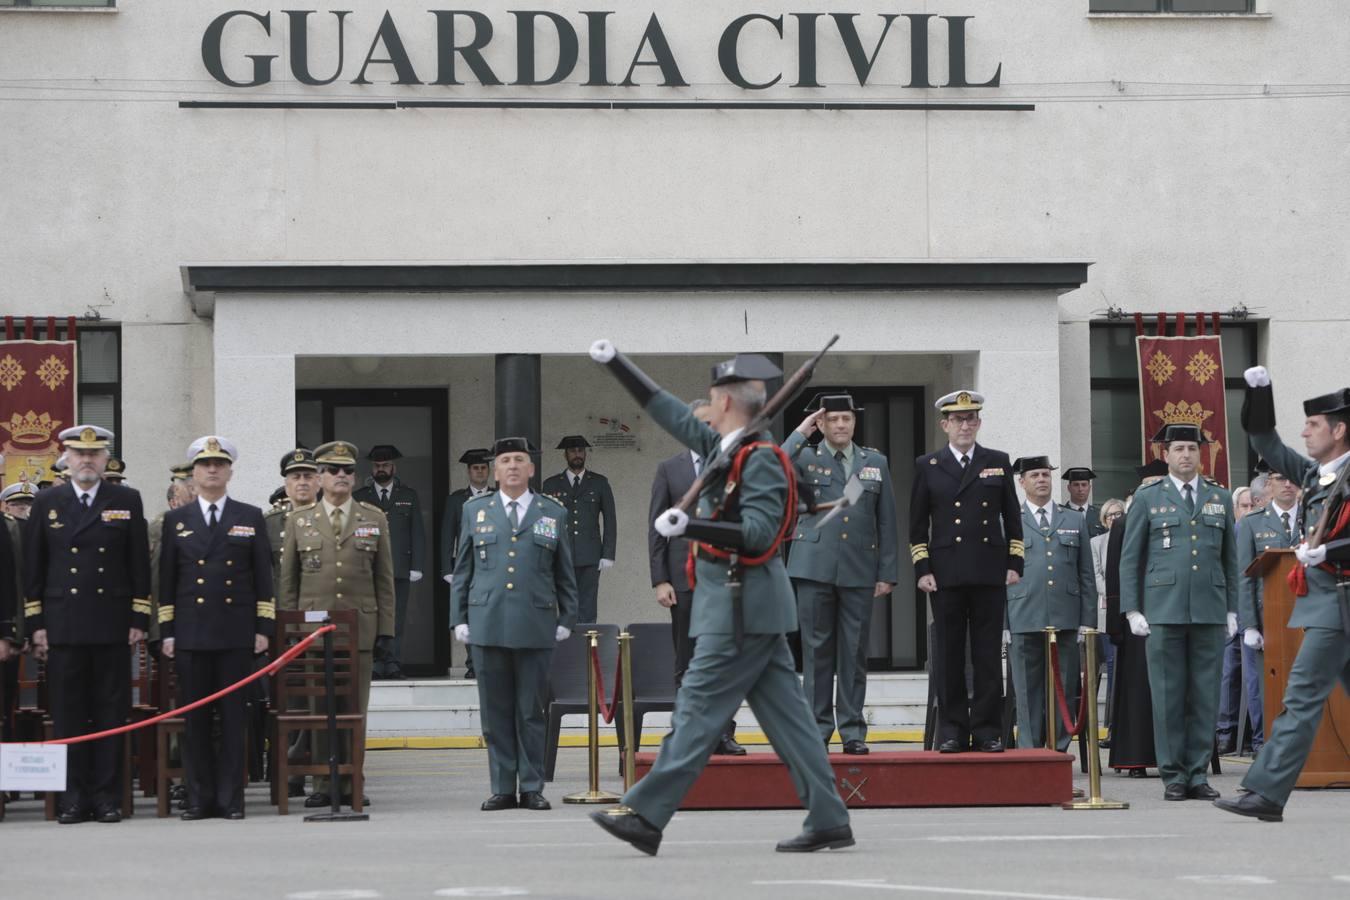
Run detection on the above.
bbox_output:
[718,14,782,91]
[791,13,822,89]
[352,11,421,84]
[286,9,350,87]
[581,11,613,86]
[903,13,933,89]
[512,11,579,86]
[830,13,899,87]
[943,15,1001,88]
[620,14,687,87]
[431,10,503,86]
[201,9,275,88]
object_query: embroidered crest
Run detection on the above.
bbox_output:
[101,509,131,522]
[48,509,57,520]
[228,525,256,538]
[860,466,882,482]
[533,516,558,540]
[176,521,185,531]
[476,509,486,523]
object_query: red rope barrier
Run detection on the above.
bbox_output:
[589,643,623,725]
[1,625,336,747]
[1048,638,1088,738]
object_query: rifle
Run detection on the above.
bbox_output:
[1306,459,1350,549]
[670,334,839,516]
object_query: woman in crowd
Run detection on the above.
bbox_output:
[1090,499,1126,744]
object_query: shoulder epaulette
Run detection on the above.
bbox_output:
[465,492,495,506]
[292,501,318,512]
[356,500,383,513]
[537,493,566,510]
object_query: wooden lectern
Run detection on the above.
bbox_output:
[1245,548,1350,787]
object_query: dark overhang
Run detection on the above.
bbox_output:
[182,260,1092,303]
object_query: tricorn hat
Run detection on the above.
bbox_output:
[1303,388,1350,418]
[1061,467,1097,482]
[493,437,538,457]
[366,444,402,462]
[1013,455,1056,475]
[1151,423,1209,445]
[556,435,592,450]
[804,393,858,414]
[459,448,492,465]
[710,354,782,386]
[1135,458,1170,479]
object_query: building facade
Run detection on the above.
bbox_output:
[2,0,1345,674]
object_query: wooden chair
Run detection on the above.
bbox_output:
[268,610,364,815]
[128,642,160,797]
[153,656,185,818]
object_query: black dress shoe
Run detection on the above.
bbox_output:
[180,807,213,821]
[938,739,966,754]
[223,809,246,820]
[1187,783,1220,800]
[57,806,89,825]
[519,791,551,811]
[287,778,306,799]
[463,666,476,680]
[589,809,662,856]
[170,784,188,802]
[842,740,869,755]
[776,825,856,853]
[976,738,1004,753]
[481,793,518,811]
[94,804,122,823]
[714,736,748,756]
[1214,791,1283,822]
[304,792,332,808]
[1164,783,1187,801]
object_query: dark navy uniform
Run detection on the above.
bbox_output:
[542,436,616,624]
[24,436,151,819]
[909,408,1024,751]
[159,489,274,816]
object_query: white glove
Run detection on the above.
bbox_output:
[161,637,176,659]
[654,507,689,538]
[599,558,614,571]
[1077,625,1090,643]
[556,626,571,642]
[443,573,454,585]
[1226,612,1239,639]
[589,339,616,363]
[1126,611,1151,637]
[454,624,470,644]
[409,570,423,583]
[1243,366,1270,388]
[1295,541,1327,567]
[1001,629,1011,647]
[1243,628,1264,650]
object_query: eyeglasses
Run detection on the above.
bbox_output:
[322,465,356,475]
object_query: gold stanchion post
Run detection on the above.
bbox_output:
[1062,628,1128,811]
[1044,627,1058,751]
[607,630,638,816]
[563,630,621,805]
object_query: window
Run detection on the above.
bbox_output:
[1090,1,1252,12]
[77,326,121,457]
[1088,321,1257,504]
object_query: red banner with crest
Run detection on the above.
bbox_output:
[0,340,78,490]
[1135,324,1229,486]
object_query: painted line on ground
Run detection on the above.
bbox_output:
[491,833,1179,849]
[753,880,1133,900]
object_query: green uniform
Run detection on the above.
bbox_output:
[620,391,849,833]
[540,469,615,624]
[450,491,577,795]
[1241,427,1350,806]
[1119,476,1237,790]
[277,498,396,796]
[782,431,898,744]
[1007,503,1096,750]
[440,486,494,576]
[1236,503,1296,633]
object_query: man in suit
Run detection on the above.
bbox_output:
[590,343,852,855]
[1120,423,1238,801]
[158,436,274,820]
[354,444,425,680]
[1006,456,1096,750]
[1233,466,1300,756]
[649,400,743,756]
[541,436,615,624]
[451,437,577,812]
[784,393,899,755]
[441,448,494,679]
[909,390,1024,754]
[1216,373,1350,822]
[1062,467,1107,538]
[278,440,396,808]
[25,425,152,824]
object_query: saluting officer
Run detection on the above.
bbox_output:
[264,448,320,574]
[25,425,152,824]
[1062,467,1107,538]
[1006,456,1096,750]
[278,440,396,808]
[784,393,898,754]
[589,343,852,855]
[1216,372,1350,822]
[541,436,616,624]
[441,448,494,679]
[158,436,274,820]
[1119,423,1238,802]
[909,391,1024,754]
[451,437,577,812]
[1233,464,1300,756]
[354,445,425,680]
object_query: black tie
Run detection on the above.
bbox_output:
[1183,483,1195,514]
[834,450,845,473]
[208,503,218,530]
[1280,511,1291,539]
[960,454,970,469]
[1038,509,1050,532]
[380,488,389,504]
[80,493,91,509]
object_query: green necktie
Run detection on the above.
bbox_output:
[509,500,521,530]
[1183,483,1195,514]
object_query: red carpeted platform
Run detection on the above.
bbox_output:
[634,749,1073,809]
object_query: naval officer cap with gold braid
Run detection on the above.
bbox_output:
[934,390,984,415]
[58,424,114,449]
[188,435,238,464]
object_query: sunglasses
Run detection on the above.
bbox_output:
[322,465,356,475]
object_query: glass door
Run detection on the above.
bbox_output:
[296,388,450,676]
